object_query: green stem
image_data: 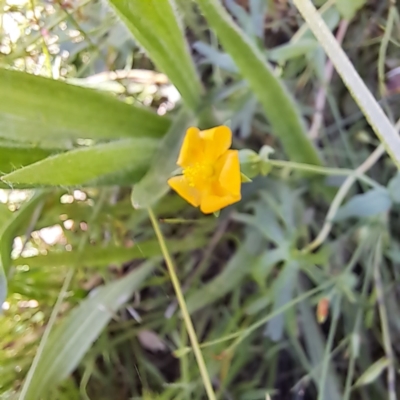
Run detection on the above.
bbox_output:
[318,295,341,400]
[292,0,400,167]
[268,159,380,188]
[373,236,397,400]
[148,207,216,400]
[378,4,396,97]
[343,242,375,399]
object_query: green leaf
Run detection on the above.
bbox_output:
[238,149,260,178]
[1,138,159,186]
[354,357,389,388]
[0,191,47,306]
[109,0,204,110]
[335,0,366,20]
[19,262,155,400]
[0,69,170,145]
[185,229,263,314]
[388,172,400,203]
[265,261,299,342]
[298,293,343,400]
[131,109,194,209]
[195,0,321,165]
[12,237,207,269]
[240,173,252,183]
[0,145,55,174]
[335,188,392,221]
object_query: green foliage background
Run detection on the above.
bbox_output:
[1,0,400,399]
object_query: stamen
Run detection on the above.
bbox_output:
[183,162,214,187]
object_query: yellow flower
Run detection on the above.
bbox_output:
[168,126,241,214]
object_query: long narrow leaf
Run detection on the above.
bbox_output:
[0,69,170,145]
[13,237,207,269]
[109,0,204,111]
[19,262,155,400]
[292,0,400,167]
[0,145,55,173]
[195,0,321,165]
[0,191,47,305]
[1,138,158,186]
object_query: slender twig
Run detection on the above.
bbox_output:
[302,143,385,253]
[309,20,349,139]
[292,0,400,167]
[373,236,397,400]
[148,207,216,400]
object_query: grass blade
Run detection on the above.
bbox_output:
[13,237,208,269]
[0,191,47,305]
[0,69,170,145]
[292,0,400,167]
[194,0,321,165]
[1,138,158,186]
[19,262,155,400]
[109,0,204,111]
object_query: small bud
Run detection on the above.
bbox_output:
[238,149,261,178]
[317,297,330,324]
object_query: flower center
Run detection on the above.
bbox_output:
[183,162,215,188]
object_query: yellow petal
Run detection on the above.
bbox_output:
[177,127,204,168]
[200,192,241,214]
[168,176,201,207]
[216,150,241,197]
[200,126,232,162]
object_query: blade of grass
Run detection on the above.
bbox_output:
[373,236,397,400]
[318,295,342,400]
[1,138,158,186]
[292,0,400,167]
[19,190,156,400]
[0,191,41,305]
[194,0,321,165]
[0,69,170,145]
[13,237,208,269]
[298,284,342,400]
[109,0,204,111]
[19,262,155,400]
